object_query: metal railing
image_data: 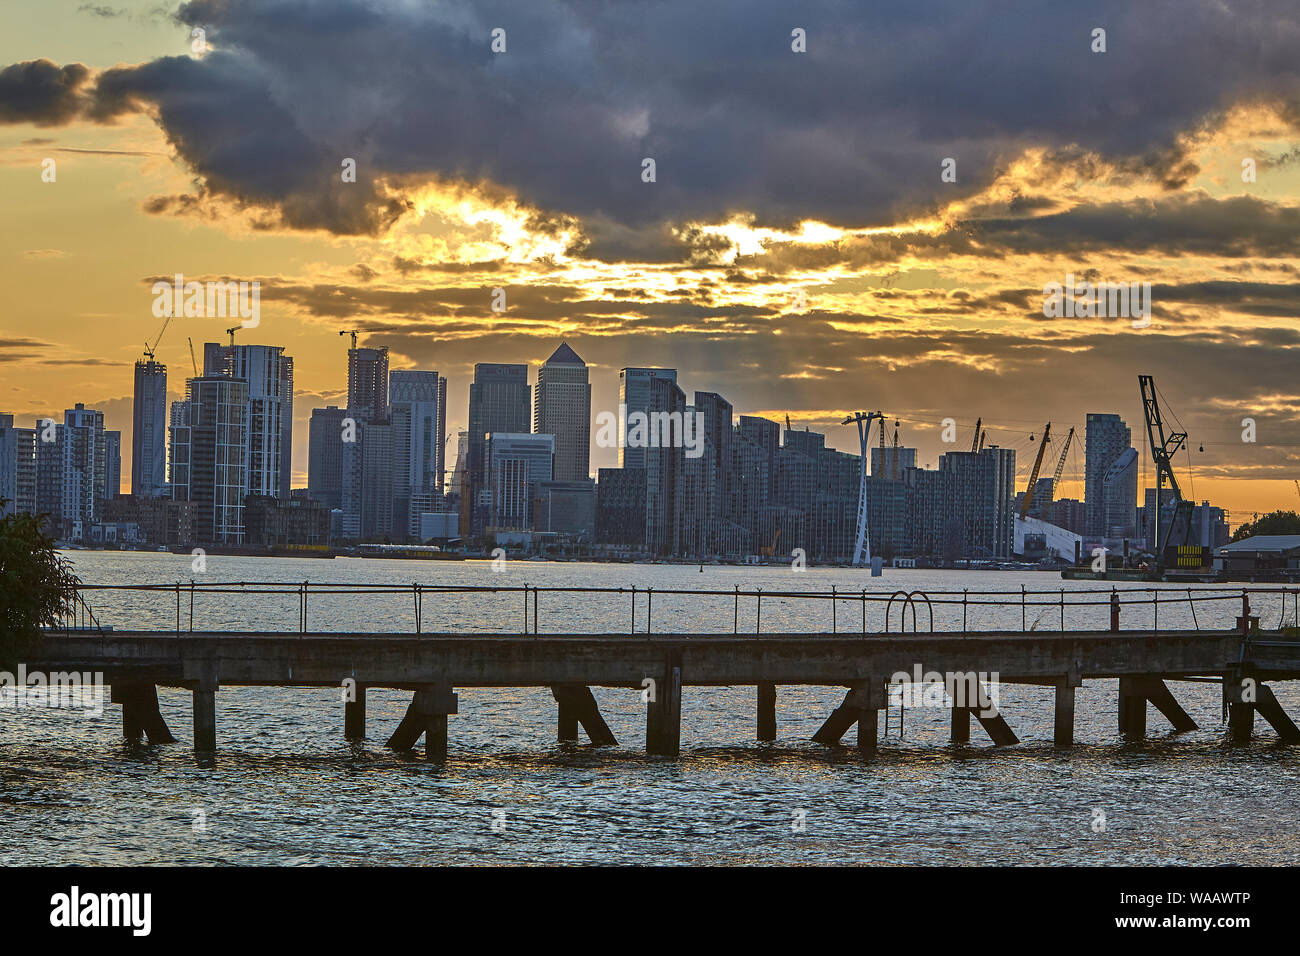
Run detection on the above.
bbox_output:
[47,582,1300,638]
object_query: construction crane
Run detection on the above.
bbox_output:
[143,317,171,361]
[1018,423,1052,518]
[1294,479,1300,505]
[891,422,901,480]
[187,337,199,376]
[340,328,391,349]
[1139,374,1194,573]
[225,326,240,346]
[1049,426,1075,499]
[785,413,792,434]
[970,417,982,453]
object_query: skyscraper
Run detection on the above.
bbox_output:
[132,358,167,497]
[171,377,249,544]
[0,414,36,519]
[618,367,677,470]
[534,342,590,482]
[467,364,530,535]
[486,432,554,531]
[348,346,389,423]
[204,343,293,499]
[308,406,348,510]
[1085,413,1133,538]
[104,430,121,501]
[390,369,442,539]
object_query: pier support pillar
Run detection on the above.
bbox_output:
[1118,677,1147,737]
[813,680,884,754]
[1054,681,1077,746]
[112,682,176,744]
[757,682,776,742]
[551,685,617,745]
[950,706,971,744]
[1255,684,1300,742]
[344,684,366,740]
[387,682,457,762]
[646,653,682,757]
[192,677,217,753]
[1226,674,1255,742]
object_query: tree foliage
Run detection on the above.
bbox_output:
[1231,510,1300,542]
[0,501,80,667]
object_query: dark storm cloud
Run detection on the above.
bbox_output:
[3,1,1299,243]
[0,60,91,126]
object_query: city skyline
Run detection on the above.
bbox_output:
[2,1,1300,525]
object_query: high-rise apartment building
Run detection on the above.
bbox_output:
[618,367,677,470]
[0,414,36,518]
[170,377,249,544]
[467,364,530,535]
[204,343,293,499]
[132,358,168,497]
[534,343,590,482]
[308,406,348,511]
[348,346,389,423]
[1085,413,1133,538]
[486,432,554,531]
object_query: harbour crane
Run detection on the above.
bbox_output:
[1139,374,1194,574]
[1019,422,1052,519]
[143,317,171,361]
[1049,426,1075,498]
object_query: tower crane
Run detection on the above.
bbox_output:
[1139,374,1194,574]
[187,337,199,376]
[970,417,982,453]
[1019,423,1052,519]
[225,326,240,346]
[891,422,901,480]
[143,317,171,361]
[340,328,389,349]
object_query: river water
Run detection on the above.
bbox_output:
[4,553,1300,866]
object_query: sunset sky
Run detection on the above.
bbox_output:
[3,0,1299,525]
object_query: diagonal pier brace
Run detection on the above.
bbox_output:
[551,684,617,745]
[387,682,458,762]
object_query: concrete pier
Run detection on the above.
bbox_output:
[29,622,1300,759]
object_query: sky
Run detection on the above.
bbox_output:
[2,0,1299,525]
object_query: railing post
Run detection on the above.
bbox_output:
[414,583,421,635]
[533,586,539,636]
[1021,585,1026,632]
[647,588,652,635]
[1153,588,1159,633]
[756,588,762,635]
[1059,588,1064,632]
[861,589,866,634]
[962,588,968,634]
[523,585,529,634]
[734,585,739,634]
[630,585,636,634]
[190,581,196,633]
[175,582,181,637]
[832,585,837,634]
[1110,589,1120,632]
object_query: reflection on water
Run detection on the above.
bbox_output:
[3,554,1298,865]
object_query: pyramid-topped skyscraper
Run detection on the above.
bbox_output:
[534,342,591,481]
